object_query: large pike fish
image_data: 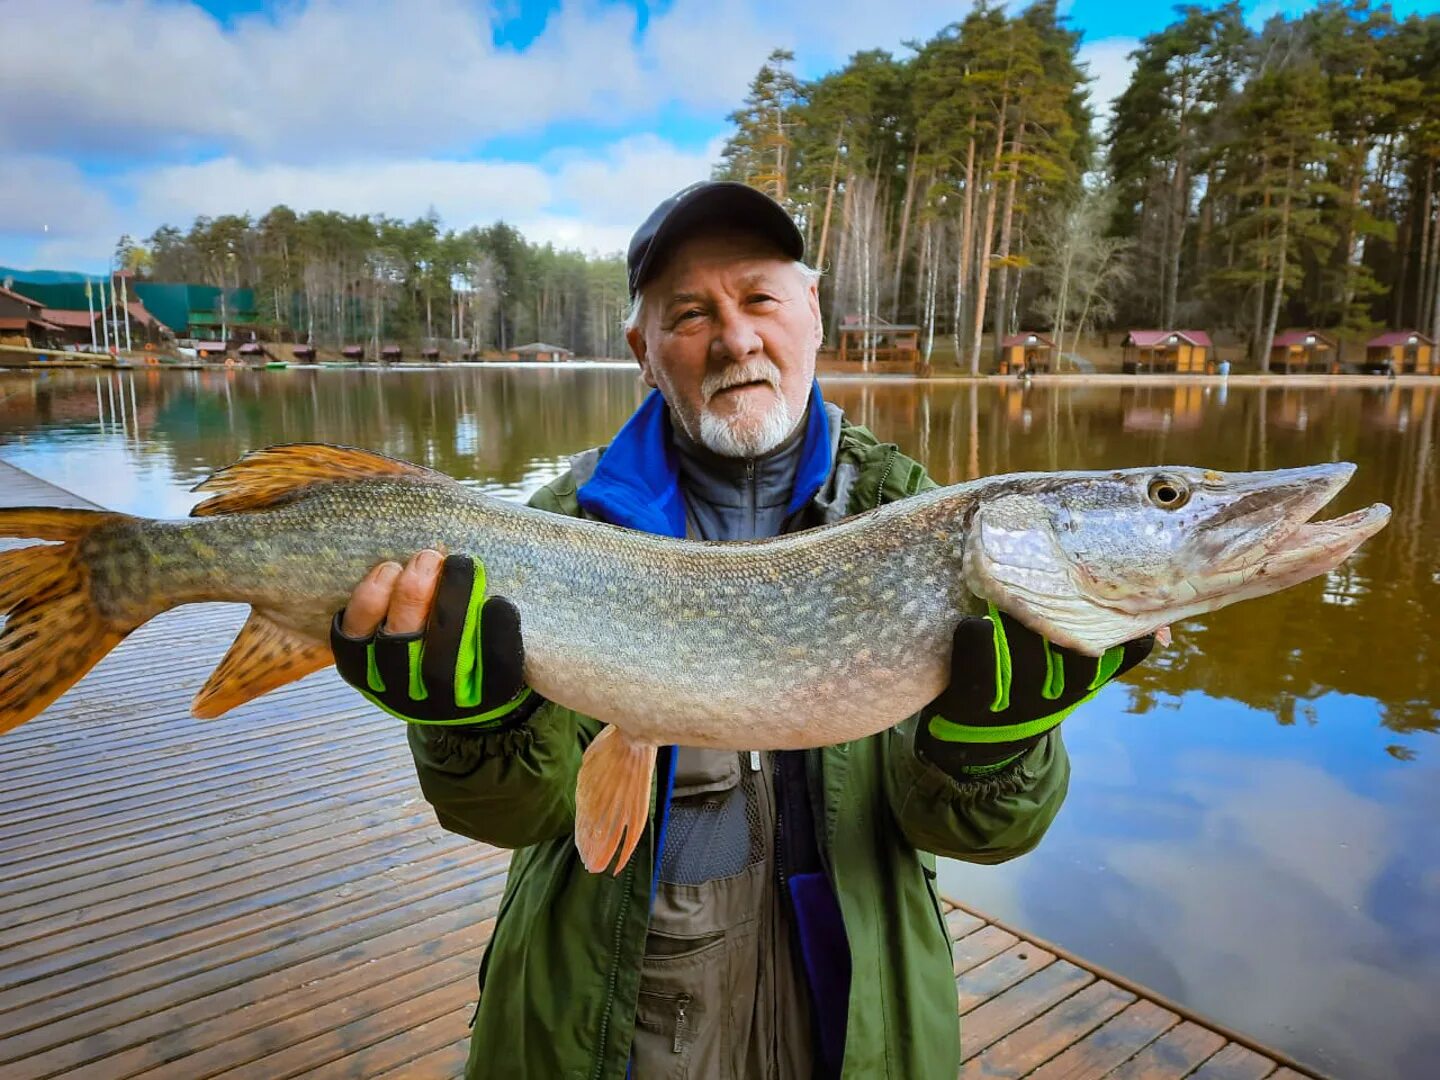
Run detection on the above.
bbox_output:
[0,445,1389,872]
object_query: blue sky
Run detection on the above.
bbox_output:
[2,0,1436,273]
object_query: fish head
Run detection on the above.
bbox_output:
[962,464,1391,656]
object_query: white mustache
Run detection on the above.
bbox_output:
[701,359,782,403]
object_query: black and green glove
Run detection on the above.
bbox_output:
[918,604,1154,775]
[331,554,538,727]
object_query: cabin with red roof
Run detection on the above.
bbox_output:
[1121,330,1212,374]
[0,285,64,348]
[998,332,1055,374]
[1270,330,1339,374]
[1365,331,1434,375]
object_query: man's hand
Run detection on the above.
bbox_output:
[330,550,536,727]
[917,605,1154,774]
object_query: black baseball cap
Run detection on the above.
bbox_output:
[626,181,805,299]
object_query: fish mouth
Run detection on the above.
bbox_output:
[1157,463,1390,610]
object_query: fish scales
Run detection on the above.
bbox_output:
[84,477,979,749]
[0,444,1391,874]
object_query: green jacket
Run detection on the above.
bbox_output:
[409,417,1070,1078]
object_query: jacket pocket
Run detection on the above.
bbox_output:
[632,936,729,1079]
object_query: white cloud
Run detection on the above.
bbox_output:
[0,0,985,160]
[0,157,118,241]
[14,134,722,268]
[1077,37,1139,133]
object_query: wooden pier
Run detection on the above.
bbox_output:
[0,463,1324,1078]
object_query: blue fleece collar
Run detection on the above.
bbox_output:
[577,382,832,536]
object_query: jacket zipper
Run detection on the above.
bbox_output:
[589,858,637,1080]
[672,993,692,1053]
[745,459,757,535]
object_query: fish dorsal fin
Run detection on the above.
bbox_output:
[191,444,450,517]
[192,608,333,718]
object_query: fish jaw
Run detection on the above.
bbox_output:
[963,464,1391,655]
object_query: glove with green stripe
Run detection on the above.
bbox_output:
[330,554,538,727]
[917,605,1154,775]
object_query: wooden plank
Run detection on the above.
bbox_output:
[963,981,1135,1078]
[960,961,1095,1062]
[1187,1044,1277,1080]
[947,907,985,942]
[1104,1021,1228,1080]
[193,972,482,1080]
[303,1004,476,1080]
[0,848,501,1043]
[369,1037,471,1080]
[0,787,424,931]
[0,860,508,1071]
[957,942,1056,1014]
[1025,1000,1178,1080]
[128,949,488,1080]
[954,924,1019,976]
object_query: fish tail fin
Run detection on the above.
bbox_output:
[0,507,138,733]
[575,725,658,875]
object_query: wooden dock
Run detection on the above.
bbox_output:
[0,463,1324,1078]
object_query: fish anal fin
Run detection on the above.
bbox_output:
[192,608,333,719]
[191,444,450,517]
[575,726,657,876]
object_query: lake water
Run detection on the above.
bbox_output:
[1,366,1436,1078]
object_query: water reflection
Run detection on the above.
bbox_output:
[1,367,1436,1077]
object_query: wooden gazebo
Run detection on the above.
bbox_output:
[1122,330,1212,374]
[836,316,919,366]
[292,344,316,361]
[1270,330,1338,373]
[381,345,403,363]
[341,345,365,362]
[421,346,441,361]
[1365,331,1435,375]
[999,333,1056,374]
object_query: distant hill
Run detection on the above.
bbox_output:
[0,266,94,285]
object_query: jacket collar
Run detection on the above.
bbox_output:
[577,381,833,537]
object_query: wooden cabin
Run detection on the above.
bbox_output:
[1122,330,1212,374]
[836,317,919,366]
[508,342,575,362]
[1270,330,1339,373]
[421,346,441,361]
[194,340,228,360]
[1365,331,1435,375]
[292,344,316,361]
[238,342,267,361]
[0,285,63,347]
[341,345,365,362]
[999,332,1056,374]
[381,345,403,363]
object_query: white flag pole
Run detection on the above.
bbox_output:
[85,277,97,351]
[120,271,133,352]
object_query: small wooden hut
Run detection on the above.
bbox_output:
[999,333,1056,374]
[381,345,403,363]
[341,345,365,362]
[292,344,316,362]
[1122,330,1212,374]
[509,342,575,362]
[195,340,228,360]
[836,317,919,366]
[1270,330,1339,373]
[421,346,441,361]
[238,342,267,361]
[1365,331,1435,375]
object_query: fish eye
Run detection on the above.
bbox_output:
[1147,475,1190,510]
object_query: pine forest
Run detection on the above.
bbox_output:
[128,1,1440,371]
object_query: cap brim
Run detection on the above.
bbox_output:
[631,185,804,298]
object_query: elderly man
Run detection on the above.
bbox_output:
[331,182,1152,1079]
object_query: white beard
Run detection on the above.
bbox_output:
[693,358,798,458]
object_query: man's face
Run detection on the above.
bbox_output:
[626,229,822,458]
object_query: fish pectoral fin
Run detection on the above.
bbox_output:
[191,608,333,719]
[574,726,657,877]
[190,444,455,517]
